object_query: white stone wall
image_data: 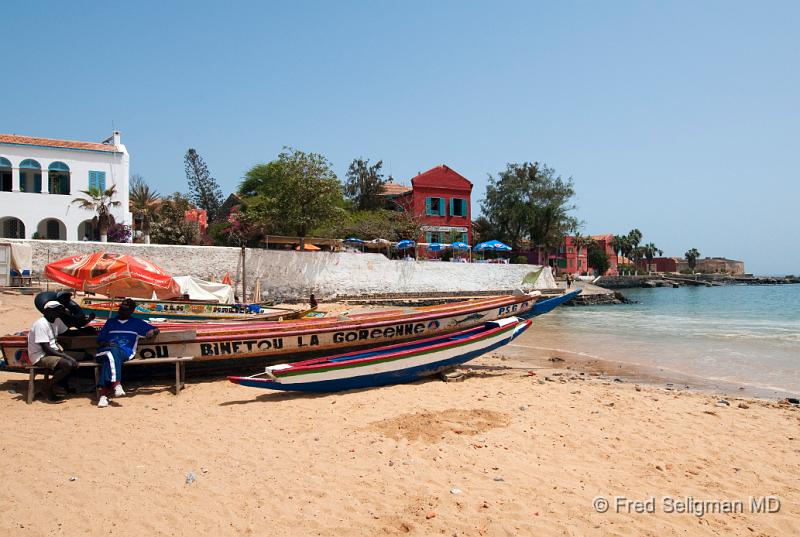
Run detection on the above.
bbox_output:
[8,239,556,300]
[0,139,130,241]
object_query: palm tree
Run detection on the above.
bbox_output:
[72,185,121,242]
[685,248,701,274]
[642,242,663,273]
[571,233,595,274]
[129,175,160,244]
[610,234,626,273]
[627,229,643,274]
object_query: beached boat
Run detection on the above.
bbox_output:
[528,288,580,315]
[228,316,531,392]
[80,297,306,322]
[0,294,540,369]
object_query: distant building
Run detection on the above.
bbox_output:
[381,165,472,244]
[639,256,745,274]
[548,234,619,275]
[0,132,130,241]
[677,257,745,275]
[641,257,679,273]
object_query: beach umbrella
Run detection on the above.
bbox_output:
[396,239,416,249]
[473,240,512,252]
[44,252,180,299]
[450,241,470,251]
[295,243,321,251]
[427,242,449,252]
[343,237,365,245]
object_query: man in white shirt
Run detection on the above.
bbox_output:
[27,301,80,402]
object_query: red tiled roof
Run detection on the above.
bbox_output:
[381,181,412,196]
[411,165,473,189]
[0,134,119,153]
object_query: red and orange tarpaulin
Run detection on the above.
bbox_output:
[45,252,180,299]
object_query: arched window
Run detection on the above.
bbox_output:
[0,157,11,192]
[0,217,25,239]
[37,218,66,240]
[48,161,71,195]
[19,159,42,193]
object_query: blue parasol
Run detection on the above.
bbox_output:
[450,241,470,251]
[344,237,365,245]
[427,242,449,252]
[396,240,416,249]
[473,240,512,252]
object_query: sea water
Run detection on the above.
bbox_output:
[519,285,800,398]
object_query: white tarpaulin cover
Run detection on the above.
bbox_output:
[173,275,235,304]
[9,242,32,273]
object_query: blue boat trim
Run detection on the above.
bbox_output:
[232,329,525,392]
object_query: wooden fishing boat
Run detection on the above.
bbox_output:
[528,288,580,316]
[80,297,306,322]
[0,294,539,369]
[228,317,532,392]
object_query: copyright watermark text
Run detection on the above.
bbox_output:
[593,496,781,517]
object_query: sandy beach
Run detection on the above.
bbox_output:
[1,292,799,536]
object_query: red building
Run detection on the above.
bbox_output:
[549,234,619,276]
[386,165,473,244]
[639,257,678,273]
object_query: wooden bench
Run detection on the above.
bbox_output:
[25,356,194,404]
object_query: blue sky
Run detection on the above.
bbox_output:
[2,1,798,274]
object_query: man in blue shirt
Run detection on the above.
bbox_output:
[95,299,159,408]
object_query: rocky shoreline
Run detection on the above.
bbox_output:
[595,274,800,290]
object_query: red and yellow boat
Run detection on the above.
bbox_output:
[0,294,540,371]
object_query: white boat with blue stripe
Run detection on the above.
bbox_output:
[228,316,531,392]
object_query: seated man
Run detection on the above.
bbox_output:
[95,299,159,408]
[26,301,80,402]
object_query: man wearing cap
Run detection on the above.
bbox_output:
[95,299,159,408]
[26,301,80,402]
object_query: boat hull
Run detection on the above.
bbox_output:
[1,295,537,368]
[524,289,580,317]
[229,318,531,392]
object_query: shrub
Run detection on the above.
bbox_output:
[512,255,528,264]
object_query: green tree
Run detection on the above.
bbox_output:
[472,216,499,246]
[481,162,578,253]
[610,234,627,272]
[129,174,160,244]
[150,193,200,245]
[685,248,701,273]
[587,240,610,275]
[344,158,387,210]
[185,148,223,222]
[242,147,344,249]
[72,184,121,242]
[627,229,644,274]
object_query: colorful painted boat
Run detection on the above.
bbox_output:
[1,294,540,368]
[80,297,305,322]
[228,316,531,392]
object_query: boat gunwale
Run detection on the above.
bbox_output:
[0,294,535,345]
[229,319,529,382]
[188,294,534,343]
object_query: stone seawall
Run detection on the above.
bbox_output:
[5,239,556,301]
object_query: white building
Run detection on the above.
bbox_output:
[0,132,130,241]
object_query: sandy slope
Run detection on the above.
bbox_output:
[1,292,798,536]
